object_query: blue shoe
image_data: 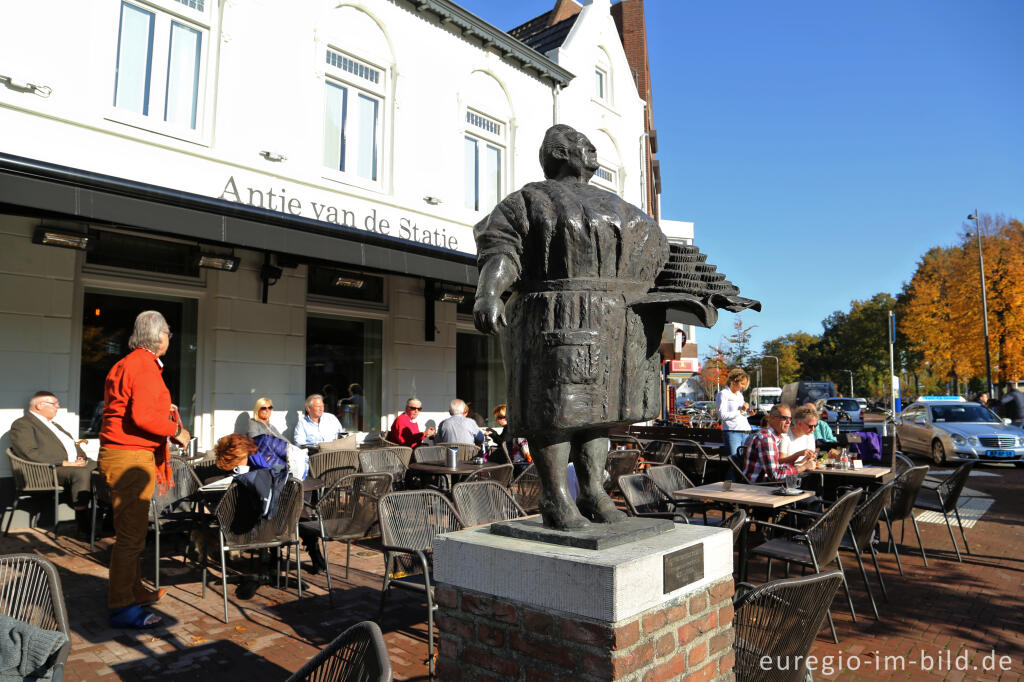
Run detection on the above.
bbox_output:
[110,603,162,629]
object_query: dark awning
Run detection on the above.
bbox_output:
[0,153,478,285]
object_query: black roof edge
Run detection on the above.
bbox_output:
[405,0,574,87]
[0,152,477,268]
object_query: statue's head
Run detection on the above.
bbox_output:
[540,124,599,182]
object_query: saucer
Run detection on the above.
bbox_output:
[774,488,804,496]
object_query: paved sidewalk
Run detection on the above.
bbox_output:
[1,461,1021,681]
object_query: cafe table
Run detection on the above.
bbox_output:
[406,461,496,491]
[810,464,893,500]
[673,481,816,581]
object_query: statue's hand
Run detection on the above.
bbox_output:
[473,295,507,335]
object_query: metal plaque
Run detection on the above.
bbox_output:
[663,544,704,593]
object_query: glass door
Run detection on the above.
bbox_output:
[306,315,382,432]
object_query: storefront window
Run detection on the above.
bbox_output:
[306,316,382,432]
[79,292,197,436]
[456,332,505,426]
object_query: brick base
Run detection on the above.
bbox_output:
[435,576,734,681]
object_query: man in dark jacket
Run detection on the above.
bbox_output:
[10,391,95,532]
[999,382,1024,426]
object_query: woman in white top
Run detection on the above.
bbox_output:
[716,368,752,461]
[781,404,818,460]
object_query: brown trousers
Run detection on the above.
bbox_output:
[98,447,156,609]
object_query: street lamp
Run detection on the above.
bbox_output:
[762,355,780,386]
[967,211,994,396]
[839,369,854,398]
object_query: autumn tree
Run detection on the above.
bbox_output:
[761,332,818,386]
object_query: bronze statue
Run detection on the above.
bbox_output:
[474,124,758,531]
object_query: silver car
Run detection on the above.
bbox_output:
[822,398,863,425]
[896,399,1024,464]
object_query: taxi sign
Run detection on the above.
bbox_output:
[916,396,966,402]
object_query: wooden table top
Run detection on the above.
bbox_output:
[815,465,892,479]
[673,482,815,508]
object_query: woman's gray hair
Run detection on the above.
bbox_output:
[128,310,169,352]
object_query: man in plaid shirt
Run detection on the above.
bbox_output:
[743,405,812,482]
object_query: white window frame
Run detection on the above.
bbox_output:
[107,0,210,142]
[463,108,506,213]
[594,67,607,101]
[592,163,618,194]
[321,47,386,192]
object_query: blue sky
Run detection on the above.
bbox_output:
[458,0,1024,353]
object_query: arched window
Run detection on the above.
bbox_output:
[594,47,612,105]
[589,129,622,195]
[462,71,512,213]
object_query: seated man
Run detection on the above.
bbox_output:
[806,401,837,445]
[781,405,820,461]
[294,394,345,448]
[743,405,814,483]
[436,399,486,447]
[9,391,96,534]
[387,397,435,449]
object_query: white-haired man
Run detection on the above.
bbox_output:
[294,393,345,447]
[436,398,486,446]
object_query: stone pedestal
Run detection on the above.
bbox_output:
[434,523,735,681]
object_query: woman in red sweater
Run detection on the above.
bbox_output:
[99,310,190,629]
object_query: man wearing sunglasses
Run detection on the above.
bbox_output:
[743,405,814,483]
[386,397,435,449]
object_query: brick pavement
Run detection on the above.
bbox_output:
[1,462,1021,681]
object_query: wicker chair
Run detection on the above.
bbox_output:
[89,470,112,551]
[618,473,690,522]
[509,464,540,513]
[0,553,71,682]
[882,465,931,575]
[642,440,676,466]
[670,440,719,486]
[913,460,974,561]
[411,446,446,464]
[188,452,221,485]
[309,449,361,479]
[301,473,391,605]
[3,449,61,538]
[377,490,464,678]
[748,488,861,643]
[433,442,480,462]
[150,458,205,589]
[202,477,305,623]
[463,463,514,487]
[733,569,845,682]
[721,509,747,545]
[837,480,894,620]
[604,449,640,492]
[358,448,411,489]
[286,620,392,682]
[451,481,525,526]
[646,464,711,521]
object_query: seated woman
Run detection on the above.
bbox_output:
[248,397,289,442]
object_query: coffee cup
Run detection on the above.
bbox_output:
[233,465,250,475]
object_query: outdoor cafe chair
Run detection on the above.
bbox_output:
[642,440,676,466]
[747,488,861,643]
[358,448,411,489]
[285,620,392,682]
[377,490,464,678]
[309,449,361,479]
[618,473,690,522]
[837,480,895,620]
[452,480,525,526]
[3,448,61,539]
[646,464,711,523]
[202,477,305,623]
[301,472,391,605]
[463,463,514,487]
[912,460,974,562]
[733,569,845,682]
[509,464,540,513]
[604,448,640,492]
[433,442,480,462]
[882,465,931,575]
[411,445,445,464]
[150,458,205,589]
[0,553,71,682]
[188,452,221,485]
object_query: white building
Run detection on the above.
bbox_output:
[0,0,658,519]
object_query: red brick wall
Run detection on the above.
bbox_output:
[435,576,735,681]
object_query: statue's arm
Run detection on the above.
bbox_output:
[473,254,516,335]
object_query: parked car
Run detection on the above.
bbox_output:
[855,397,868,411]
[895,396,1024,465]
[750,387,782,413]
[821,397,863,425]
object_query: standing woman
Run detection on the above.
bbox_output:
[716,368,752,462]
[99,311,190,628]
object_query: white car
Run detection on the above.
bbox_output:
[822,398,863,424]
[855,397,868,411]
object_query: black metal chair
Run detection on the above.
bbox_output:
[433,442,480,462]
[411,446,445,464]
[882,465,931,575]
[604,449,640,492]
[463,463,514,487]
[3,448,61,538]
[451,480,526,526]
[646,464,711,522]
[618,473,691,522]
[733,569,845,682]
[0,553,71,682]
[642,440,675,466]
[301,473,392,605]
[838,480,895,620]
[377,490,464,678]
[188,452,221,486]
[358,448,411,489]
[509,464,540,513]
[150,458,205,590]
[913,460,974,561]
[202,477,305,623]
[309,449,361,479]
[285,620,392,682]
[747,488,861,643]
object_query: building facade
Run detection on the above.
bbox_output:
[0,0,657,510]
